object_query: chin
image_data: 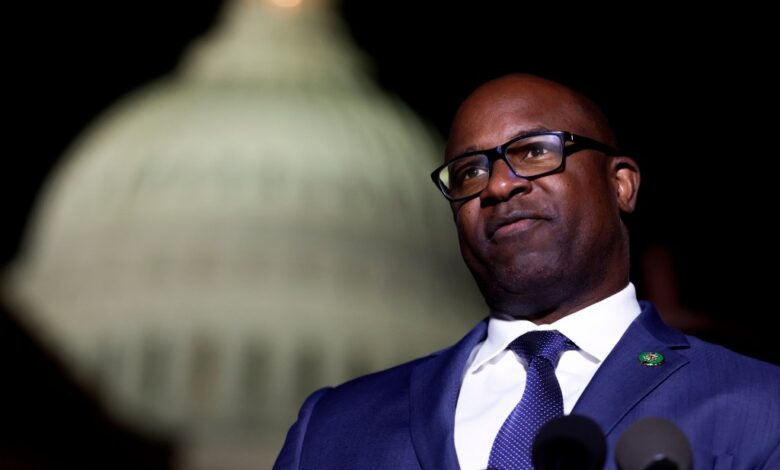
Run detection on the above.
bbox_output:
[463,242,566,311]
[494,250,557,287]
[481,262,561,308]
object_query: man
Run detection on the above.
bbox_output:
[274,75,780,469]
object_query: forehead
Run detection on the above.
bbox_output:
[446,79,594,160]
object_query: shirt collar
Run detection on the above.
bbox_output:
[467,283,642,374]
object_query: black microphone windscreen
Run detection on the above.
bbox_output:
[532,414,607,470]
[615,417,693,470]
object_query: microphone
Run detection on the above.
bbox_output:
[532,414,607,470]
[615,417,693,470]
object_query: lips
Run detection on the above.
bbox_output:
[485,211,547,240]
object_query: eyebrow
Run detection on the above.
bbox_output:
[456,125,553,155]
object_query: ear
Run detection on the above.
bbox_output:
[610,156,640,213]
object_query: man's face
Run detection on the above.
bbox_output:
[446,76,638,320]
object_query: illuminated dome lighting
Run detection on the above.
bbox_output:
[270,0,303,8]
[6,1,483,468]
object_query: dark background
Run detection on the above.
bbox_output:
[4,2,777,363]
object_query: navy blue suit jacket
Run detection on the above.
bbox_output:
[275,302,780,469]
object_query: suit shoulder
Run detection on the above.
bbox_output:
[684,335,780,390]
[293,352,439,447]
[323,351,440,402]
[686,335,779,370]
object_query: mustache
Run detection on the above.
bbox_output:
[485,209,550,239]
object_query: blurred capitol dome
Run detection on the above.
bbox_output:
[6,0,483,467]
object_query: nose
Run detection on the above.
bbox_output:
[480,158,532,203]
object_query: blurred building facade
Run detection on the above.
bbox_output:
[5,0,484,467]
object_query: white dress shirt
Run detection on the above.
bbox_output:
[454,283,642,470]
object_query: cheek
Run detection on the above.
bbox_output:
[557,181,616,246]
[544,177,598,239]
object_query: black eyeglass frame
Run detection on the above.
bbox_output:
[430,130,620,201]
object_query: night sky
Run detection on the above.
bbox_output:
[5,2,777,362]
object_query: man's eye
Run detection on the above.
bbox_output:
[449,159,488,186]
[507,141,557,162]
[527,145,549,158]
[520,143,553,160]
[461,167,486,180]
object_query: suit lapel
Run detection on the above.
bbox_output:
[572,301,690,436]
[409,320,488,470]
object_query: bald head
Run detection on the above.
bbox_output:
[446,74,616,160]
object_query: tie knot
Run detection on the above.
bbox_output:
[508,330,575,364]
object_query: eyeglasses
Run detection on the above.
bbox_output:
[430,130,619,201]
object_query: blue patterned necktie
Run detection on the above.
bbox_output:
[487,330,577,470]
